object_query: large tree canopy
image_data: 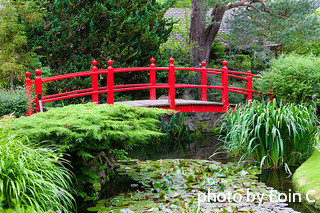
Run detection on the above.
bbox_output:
[188,0,320,65]
[28,0,174,95]
[0,0,45,88]
[228,0,320,54]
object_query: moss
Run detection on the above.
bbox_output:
[293,148,320,209]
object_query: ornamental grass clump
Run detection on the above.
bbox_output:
[0,128,75,212]
[221,100,318,171]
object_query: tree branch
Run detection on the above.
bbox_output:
[226,0,269,11]
[225,0,287,19]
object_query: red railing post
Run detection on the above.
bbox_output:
[34,68,43,113]
[107,59,114,104]
[91,59,99,104]
[25,70,33,116]
[246,70,253,105]
[269,70,274,103]
[168,57,175,109]
[221,60,229,110]
[149,57,156,100]
[201,60,207,101]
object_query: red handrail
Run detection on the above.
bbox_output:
[25,57,267,116]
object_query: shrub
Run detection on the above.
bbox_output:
[0,87,27,117]
[221,100,318,171]
[258,54,320,104]
[0,128,74,212]
[5,103,169,199]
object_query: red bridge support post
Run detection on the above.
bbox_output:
[221,60,229,111]
[91,59,99,104]
[25,71,33,116]
[246,70,253,104]
[107,59,114,104]
[270,70,274,103]
[168,57,175,109]
[149,57,156,100]
[201,60,207,101]
[35,68,43,113]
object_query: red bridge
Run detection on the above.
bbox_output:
[24,57,265,116]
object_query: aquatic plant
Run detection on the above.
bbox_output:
[88,159,292,212]
[221,100,318,171]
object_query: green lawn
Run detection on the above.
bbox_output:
[293,146,320,209]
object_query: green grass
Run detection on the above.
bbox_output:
[0,128,75,212]
[221,100,318,171]
[293,143,320,209]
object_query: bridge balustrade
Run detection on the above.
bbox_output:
[25,57,265,116]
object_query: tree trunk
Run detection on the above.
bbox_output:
[10,75,14,90]
[190,0,226,66]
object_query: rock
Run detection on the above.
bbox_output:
[158,95,168,100]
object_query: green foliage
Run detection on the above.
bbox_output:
[160,7,195,67]
[207,80,248,104]
[0,205,54,213]
[159,113,200,151]
[0,128,74,212]
[221,100,318,171]
[0,87,27,117]
[293,143,320,209]
[5,103,169,199]
[0,0,45,87]
[257,54,320,104]
[228,0,320,54]
[224,50,272,73]
[101,0,174,68]
[209,40,226,66]
[28,0,174,96]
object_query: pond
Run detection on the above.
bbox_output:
[259,168,319,213]
[83,134,318,212]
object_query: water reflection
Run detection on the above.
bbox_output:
[259,168,318,213]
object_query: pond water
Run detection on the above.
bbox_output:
[259,168,319,213]
[83,167,319,213]
[81,134,319,213]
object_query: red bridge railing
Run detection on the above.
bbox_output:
[25,57,264,116]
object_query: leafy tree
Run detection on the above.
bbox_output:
[186,0,319,65]
[0,0,45,88]
[228,0,320,54]
[28,0,174,96]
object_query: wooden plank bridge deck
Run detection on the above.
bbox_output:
[114,99,235,112]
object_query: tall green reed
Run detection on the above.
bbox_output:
[221,100,318,172]
[0,128,75,212]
